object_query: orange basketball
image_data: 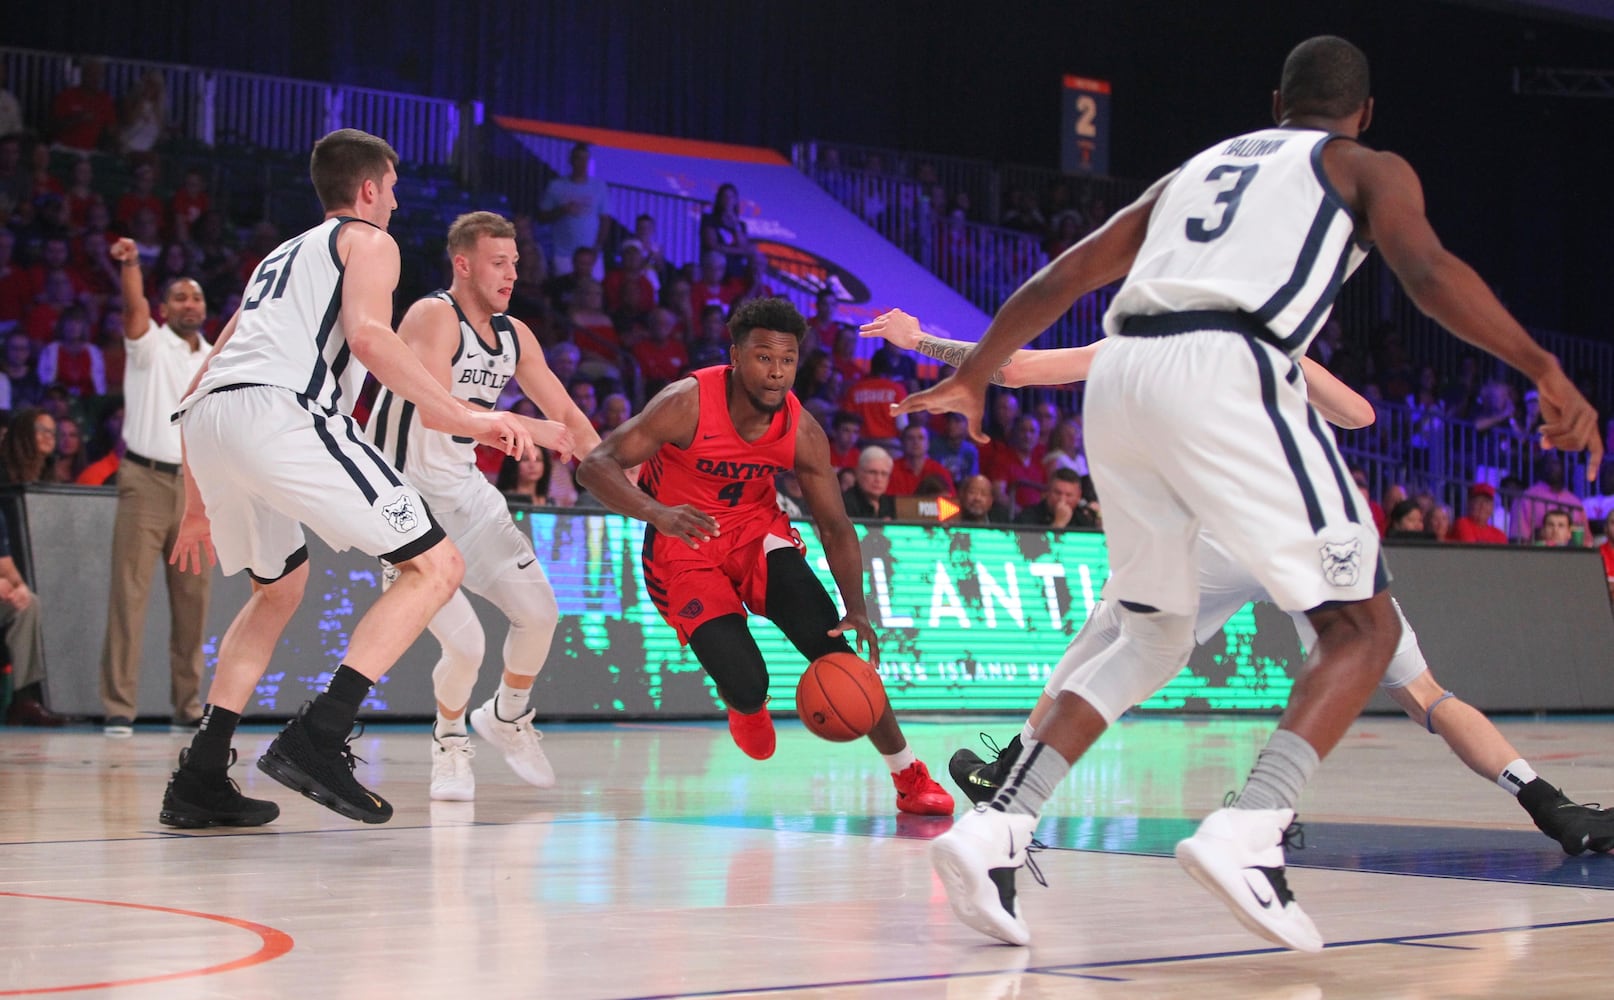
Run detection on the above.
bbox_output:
[796,652,887,742]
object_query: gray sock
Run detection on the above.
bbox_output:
[1236,729,1319,812]
[990,740,1071,818]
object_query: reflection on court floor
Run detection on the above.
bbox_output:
[2,714,1612,998]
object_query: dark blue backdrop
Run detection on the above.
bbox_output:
[13,0,1613,337]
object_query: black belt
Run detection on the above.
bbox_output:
[1119,310,1292,354]
[125,450,181,475]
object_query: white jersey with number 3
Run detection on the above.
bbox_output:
[181,216,374,414]
[1104,127,1369,360]
[365,290,520,501]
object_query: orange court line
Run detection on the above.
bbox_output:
[0,891,295,995]
[493,115,791,165]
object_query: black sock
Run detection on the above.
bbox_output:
[304,665,372,748]
[188,705,241,769]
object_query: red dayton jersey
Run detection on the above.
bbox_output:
[638,366,799,530]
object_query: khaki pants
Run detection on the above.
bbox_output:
[99,460,212,721]
[1,591,44,689]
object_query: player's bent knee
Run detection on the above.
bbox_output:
[397,538,466,596]
[1060,607,1194,724]
[688,614,770,712]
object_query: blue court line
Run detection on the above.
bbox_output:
[1034,914,1614,975]
[1388,940,1479,951]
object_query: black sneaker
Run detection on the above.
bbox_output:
[160,749,281,829]
[1519,778,1614,856]
[948,733,1024,806]
[256,706,393,824]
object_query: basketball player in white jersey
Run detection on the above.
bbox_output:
[161,129,534,828]
[366,211,600,801]
[867,308,1614,859]
[896,37,1602,951]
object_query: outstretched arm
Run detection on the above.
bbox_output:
[1298,357,1375,430]
[575,380,718,547]
[893,173,1172,440]
[512,318,599,463]
[1341,144,1601,474]
[795,416,879,664]
[109,238,153,340]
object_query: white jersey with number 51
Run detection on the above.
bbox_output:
[1103,127,1370,361]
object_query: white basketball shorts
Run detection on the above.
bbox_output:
[1084,329,1384,615]
[182,385,445,581]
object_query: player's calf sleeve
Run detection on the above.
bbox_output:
[495,566,560,678]
[1058,606,1195,723]
[1044,599,1123,702]
[688,614,771,712]
[429,594,487,712]
[763,549,854,661]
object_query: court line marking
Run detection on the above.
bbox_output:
[0,891,294,996]
[601,968,1120,1000]
[1035,914,1614,974]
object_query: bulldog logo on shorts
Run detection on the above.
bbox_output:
[677,598,704,620]
[1319,539,1362,587]
[382,495,419,534]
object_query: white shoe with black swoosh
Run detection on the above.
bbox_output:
[1175,806,1322,953]
[931,805,1042,946]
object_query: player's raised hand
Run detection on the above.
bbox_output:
[466,410,534,458]
[529,419,576,465]
[828,611,880,667]
[892,376,990,445]
[859,309,923,350]
[108,237,138,263]
[652,504,720,548]
[1534,368,1604,479]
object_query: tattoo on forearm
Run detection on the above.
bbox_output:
[916,337,1008,385]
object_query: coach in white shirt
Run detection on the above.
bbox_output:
[99,237,211,736]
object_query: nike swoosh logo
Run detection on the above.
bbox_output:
[702,433,721,440]
[1245,876,1276,909]
[517,558,535,569]
[464,352,483,360]
[967,772,998,787]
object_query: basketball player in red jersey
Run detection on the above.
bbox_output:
[577,298,953,815]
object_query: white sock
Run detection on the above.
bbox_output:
[1020,719,1037,743]
[434,714,467,740]
[883,746,917,774]
[1498,758,1538,796]
[496,681,533,721]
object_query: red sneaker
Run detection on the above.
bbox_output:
[727,702,776,760]
[893,760,955,816]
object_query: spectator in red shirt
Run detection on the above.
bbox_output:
[827,411,862,470]
[63,157,100,230]
[887,423,955,497]
[116,163,164,229]
[37,306,106,398]
[689,249,745,315]
[603,238,656,326]
[170,169,211,241]
[985,414,1046,512]
[51,61,118,151]
[1451,483,1508,544]
[566,279,623,378]
[829,324,868,384]
[631,307,688,396]
[804,287,842,358]
[23,269,79,344]
[844,352,907,446]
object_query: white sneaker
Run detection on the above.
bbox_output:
[930,805,1041,946]
[469,697,555,788]
[430,734,476,802]
[1175,806,1322,953]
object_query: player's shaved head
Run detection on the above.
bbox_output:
[1280,36,1370,119]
